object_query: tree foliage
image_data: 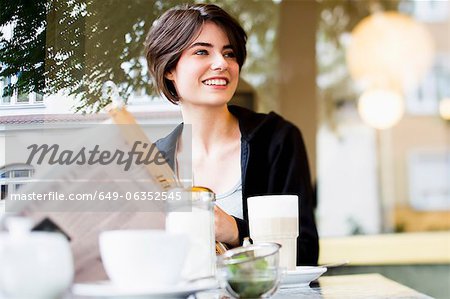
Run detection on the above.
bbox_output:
[0,0,278,113]
[0,0,47,98]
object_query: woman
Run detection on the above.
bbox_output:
[145,3,319,265]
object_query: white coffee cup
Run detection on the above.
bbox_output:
[247,195,299,270]
[0,231,74,299]
[99,230,189,289]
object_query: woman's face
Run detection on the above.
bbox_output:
[166,22,239,108]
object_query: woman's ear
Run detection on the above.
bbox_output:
[165,71,174,81]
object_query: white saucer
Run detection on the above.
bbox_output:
[280,266,327,288]
[72,278,218,298]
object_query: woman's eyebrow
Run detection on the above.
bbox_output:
[189,42,212,48]
[189,42,233,50]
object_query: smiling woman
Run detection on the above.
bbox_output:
[144,3,319,266]
[164,22,240,109]
[145,4,246,106]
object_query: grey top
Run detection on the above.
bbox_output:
[215,180,243,219]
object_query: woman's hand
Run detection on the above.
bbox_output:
[214,205,239,247]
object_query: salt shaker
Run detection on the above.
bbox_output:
[165,187,216,280]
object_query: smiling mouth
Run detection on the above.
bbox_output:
[202,79,228,86]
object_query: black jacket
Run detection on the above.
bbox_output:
[156,105,319,265]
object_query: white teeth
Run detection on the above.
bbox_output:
[203,79,227,86]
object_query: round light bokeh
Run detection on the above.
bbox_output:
[347,12,434,90]
[358,89,405,130]
[439,97,450,121]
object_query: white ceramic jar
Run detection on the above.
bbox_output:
[0,218,74,299]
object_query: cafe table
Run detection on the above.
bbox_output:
[195,273,433,299]
[66,273,433,298]
[0,271,436,298]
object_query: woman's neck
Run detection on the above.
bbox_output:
[176,103,241,193]
[180,104,239,154]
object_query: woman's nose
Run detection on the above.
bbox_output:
[210,54,228,71]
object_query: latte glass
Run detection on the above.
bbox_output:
[247,195,299,270]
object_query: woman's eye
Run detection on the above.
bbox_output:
[224,52,236,58]
[194,49,208,55]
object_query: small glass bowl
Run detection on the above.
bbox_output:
[217,242,281,298]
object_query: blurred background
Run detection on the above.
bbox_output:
[0,0,449,297]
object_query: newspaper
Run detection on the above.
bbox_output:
[3,106,189,281]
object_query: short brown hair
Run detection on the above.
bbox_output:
[144,4,247,104]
